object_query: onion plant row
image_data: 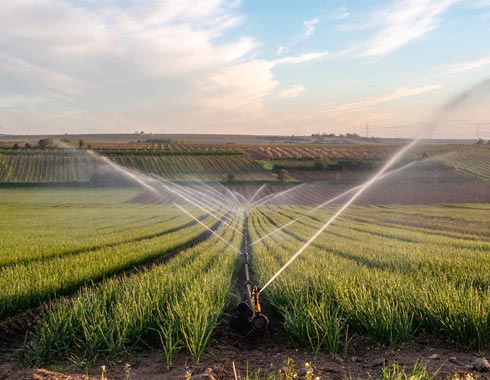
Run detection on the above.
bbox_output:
[25,213,243,365]
[0,207,220,321]
[249,204,490,353]
[0,203,207,266]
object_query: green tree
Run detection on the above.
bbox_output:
[38,138,53,149]
[314,158,330,170]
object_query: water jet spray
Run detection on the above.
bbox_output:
[257,78,490,293]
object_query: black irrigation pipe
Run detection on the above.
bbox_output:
[238,210,269,332]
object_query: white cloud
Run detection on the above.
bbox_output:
[278,17,321,55]
[442,57,490,73]
[273,51,329,66]
[323,84,443,114]
[303,18,320,39]
[280,85,306,98]
[200,59,278,112]
[0,0,333,134]
[326,6,350,21]
[0,2,241,131]
[361,0,459,57]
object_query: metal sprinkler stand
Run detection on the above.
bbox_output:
[235,212,269,334]
[249,285,269,332]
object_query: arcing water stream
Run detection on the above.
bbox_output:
[249,160,418,246]
[260,139,419,292]
[52,78,489,303]
[173,202,244,256]
[258,78,490,292]
[80,146,245,237]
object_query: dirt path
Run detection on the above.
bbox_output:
[2,328,490,380]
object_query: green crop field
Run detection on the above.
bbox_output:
[25,212,242,365]
[2,0,490,375]
[0,148,274,183]
[1,185,490,371]
[0,189,224,321]
[249,204,490,351]
[0,139,489,380]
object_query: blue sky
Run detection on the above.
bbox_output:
[0,0,489,138]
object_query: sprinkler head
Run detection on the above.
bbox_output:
[251,285,261,313]
[250,313,269,332]
[249,284,269,332]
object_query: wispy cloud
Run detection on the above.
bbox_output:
[280,85,305,98]
[273,51,328,65]
[443,57,490,73]
[324,84,443,114]
[361,0,459,57]
[276,17,321,55]
[303,18,320,39]
[0,54,95,94]
[325,6,350,21]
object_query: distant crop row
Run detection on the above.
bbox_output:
[25,213,242,365]
[96,148,243,156]
[249,204,490,353]
[254,144,397,160]
[0,202,222,321]
[0,151,270,182]
[109,154,267,180]
[251,144,490,165]
[437,150,490,180]
[0,154,96,182]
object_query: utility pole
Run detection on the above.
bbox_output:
[365,124,369,138]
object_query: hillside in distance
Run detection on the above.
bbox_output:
[0,137,488,205]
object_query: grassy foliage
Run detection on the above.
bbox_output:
[249,204,490,351]
[377,361,437,380]
[4,184,490,365]
[0,190,223,321]
[24,214,242,365]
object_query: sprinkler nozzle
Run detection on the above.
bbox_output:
[251,285,261,313]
